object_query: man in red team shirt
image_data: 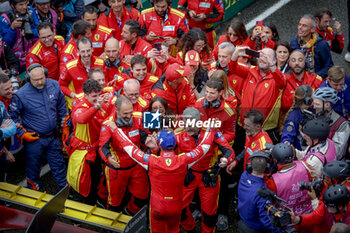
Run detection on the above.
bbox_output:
[67,79,106,205]
[99,96,150,214]
[59,37,105,110]
[119,20,152,69]
[122,55,159,97]
[60,20,91,73]
[314,8,344,54]
[97,0,139,41]
[139,0,189,55]
[82,6,112,57]
[229,46,286,143]
[26,22,65,80]
[231,109,272,172]
[103,38,125,84]
[151,63,196,115]
[177,0,224,48]
[282,50,323,111]
[208,42,245,98]
[116,128,218,233]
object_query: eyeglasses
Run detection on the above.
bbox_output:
[39,34,53,41]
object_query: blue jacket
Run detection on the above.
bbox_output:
[290,35,333,79]
[319,76,350,119]
[281,109,304,150]
[0,101,16,153]
[9,79,67,137]
[0,6,39,48]
[238,171,282,233]
[63,0,84,33]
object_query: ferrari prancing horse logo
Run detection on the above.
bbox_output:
[166,158,172,167]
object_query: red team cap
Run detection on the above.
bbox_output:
[165,63,191,82]
[184,50,200,66]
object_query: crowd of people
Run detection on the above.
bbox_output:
[0,0,350,232]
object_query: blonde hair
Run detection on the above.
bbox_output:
[210,70,236,99]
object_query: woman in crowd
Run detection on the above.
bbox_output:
[274,40,292,74]
[184,50,208,99]
[176,28,214,69]
[199,70,237,100]
[147,42,177,77]
[148,96,175,133]
[263,21,280,43]
[212,18,248,59]
[281,85,313,150]
[244,21,276,51]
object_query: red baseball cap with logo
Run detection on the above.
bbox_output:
[165,63,191,82]
[184,50,200,66]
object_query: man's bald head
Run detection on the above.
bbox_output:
[261,48,276,61]
[105,37,119,48]
[289,50,306,75]
[105,38,120,62]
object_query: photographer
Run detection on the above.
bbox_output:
[290,184,350,233]
[237,150,282,233]
[0,36,20,74]
[296,117,336,178]
[309,161,350,210]
[0,36,21,90]
[266,143,313,214]
[0,0,39,72]
[312,87,350,160]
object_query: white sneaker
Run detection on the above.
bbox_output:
[345,52,350,62]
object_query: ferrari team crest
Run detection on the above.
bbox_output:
[165,158,172,167]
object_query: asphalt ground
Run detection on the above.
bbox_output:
[3,0,349,232]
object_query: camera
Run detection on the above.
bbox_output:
[264,200,294,231]
[21,14,34,40]
[258,188,296,233]
[7,68,20,93]
[299,177,323,197]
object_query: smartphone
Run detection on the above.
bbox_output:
[245,48,260,58]
[256,21,263,31]
[154,42,162,51]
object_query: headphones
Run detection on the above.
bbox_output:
[215,61,230,74]
[301,85,313,106]
[150,0,172,6]
[203,98,221,108]
[105,58,121,68]
[24,63,48,83]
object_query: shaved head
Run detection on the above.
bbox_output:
[105,38,120,62]
[105,37,119,48]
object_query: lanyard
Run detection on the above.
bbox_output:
[35,8,52,24]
